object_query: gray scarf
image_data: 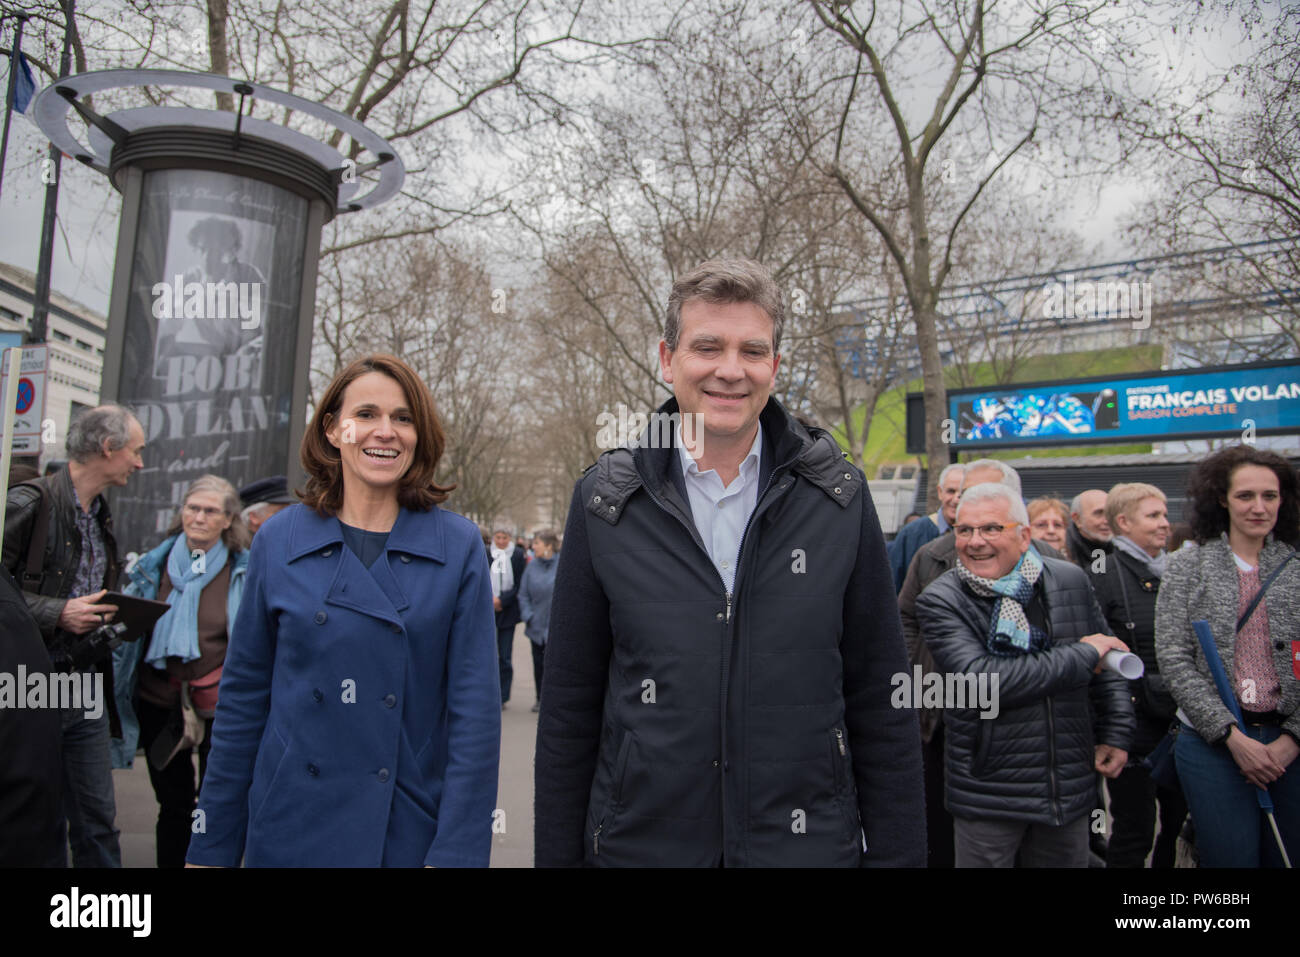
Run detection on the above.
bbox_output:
[1112,535,1167,578]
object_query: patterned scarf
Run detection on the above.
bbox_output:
[955,545,1049,655]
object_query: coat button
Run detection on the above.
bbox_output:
[390,623,402,634]
[377,768,390,783]
[712,759,719,767]
[593,495,602,504]
[313,688,323,702]
[315,611,327,624]
[307,763,319,776]
[715,612,724,621]
[383,694,396,708]
[834,487,842,494]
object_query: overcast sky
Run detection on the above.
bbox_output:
[0,2,1263,318]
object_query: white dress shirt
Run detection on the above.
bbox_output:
[675,422,763,593]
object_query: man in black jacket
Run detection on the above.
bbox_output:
[1068,489,1113,568]
[3,404,145,867]
[916,483,1134,867]
[534,259,924,866]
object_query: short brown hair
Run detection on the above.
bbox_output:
[665,258,784,352]
[165,474,252,553]
[300,354,454,515]
[1105,483,1166,532]
[1027,497,1069,526]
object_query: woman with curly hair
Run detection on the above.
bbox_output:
[1154,445,1300,867]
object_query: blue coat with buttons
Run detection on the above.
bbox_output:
[185,503,501,867]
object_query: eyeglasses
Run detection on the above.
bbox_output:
[954,522,1020,541]
[184,503,226,519]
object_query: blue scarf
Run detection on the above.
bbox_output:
[955,545,1049,655]
[144,536,228,667]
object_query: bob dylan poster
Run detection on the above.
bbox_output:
[116,168,308,549]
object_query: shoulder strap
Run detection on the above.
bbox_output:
[19,480,51,590]
[1236,550,1298,633]
[1110,552,1137,639]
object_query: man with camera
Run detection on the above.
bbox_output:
[3,404,146,867]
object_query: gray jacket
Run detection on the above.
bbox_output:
[1154,535,1300,745]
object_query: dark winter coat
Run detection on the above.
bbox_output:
[534,397,925,867]
[1086,548,1176,733]
[488,546,527,630]
[916,556,1135,825]
[3,468,123,736]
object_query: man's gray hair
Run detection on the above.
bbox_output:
[956,482,1030,526]
[665,258,785,353]
[65,404,137,463]
[937,463,966,487]
[962,458,1021,496]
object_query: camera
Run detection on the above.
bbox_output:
[51,621,133,673]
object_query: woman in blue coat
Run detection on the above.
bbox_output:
[186,354,501,867]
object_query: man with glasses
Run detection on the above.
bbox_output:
[914,483,1134,867]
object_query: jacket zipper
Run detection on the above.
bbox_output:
[637,453,797,861]
[593,821,602,856]
[1045,696,1061,825]
[834,727,846,756]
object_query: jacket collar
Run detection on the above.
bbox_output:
[285,502,447,564]
[588,396,861,526]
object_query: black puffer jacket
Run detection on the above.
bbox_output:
[916,557,1134,825]
[534,397,924,867]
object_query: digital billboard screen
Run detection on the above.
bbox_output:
[946,360,1300,449]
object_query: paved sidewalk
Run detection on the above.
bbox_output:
[114,623,538,867]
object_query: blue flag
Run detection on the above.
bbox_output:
[12,50,36,115]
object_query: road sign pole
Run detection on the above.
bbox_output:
[0,346,23,554]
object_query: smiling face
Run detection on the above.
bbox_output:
[1115,495,1170,558]
[938,469,966,526]
[1223,464,1281,545]
[1029,507,1068,552]
[956,495,1031,580]
[659,299,779,455]
[182,489,233,552]
[324,372,417,498]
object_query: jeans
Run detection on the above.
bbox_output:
[1176,722,1300,867]
[497,626,515,704]
[135,697,214,868]
[953,814,1090,867]
[1106,713,1188,868]
[49,704,121,868]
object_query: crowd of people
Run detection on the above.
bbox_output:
[1,257,1296,868]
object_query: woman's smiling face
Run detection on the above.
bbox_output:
[325,372,417,496]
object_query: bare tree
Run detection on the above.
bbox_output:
[806,0,1153,506]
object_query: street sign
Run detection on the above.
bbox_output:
[0,344,48,454]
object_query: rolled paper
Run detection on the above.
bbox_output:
[1101,649,1145,679]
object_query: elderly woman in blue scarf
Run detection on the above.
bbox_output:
[111,474,250,868]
